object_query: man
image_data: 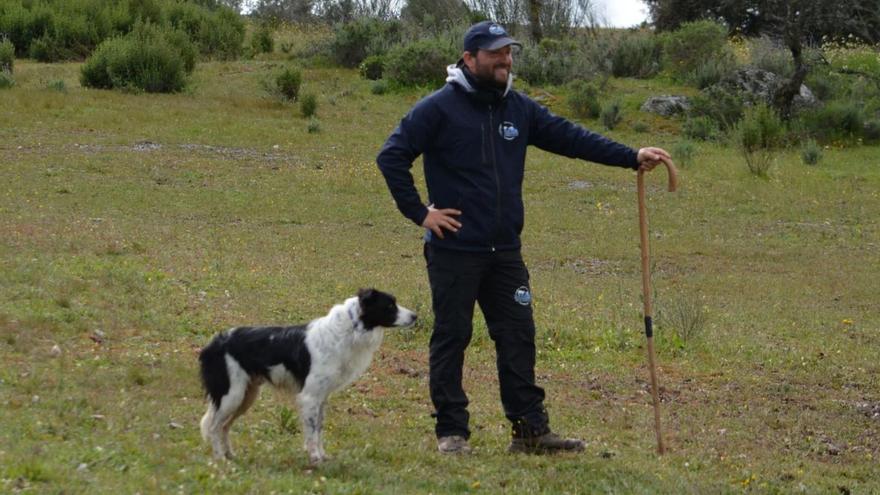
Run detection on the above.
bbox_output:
[376,21,671,455]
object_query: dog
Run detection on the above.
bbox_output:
[198,288,417,464]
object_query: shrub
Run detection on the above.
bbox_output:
[0,70,13,89]
[300,93,317,117]
[657,295,707,351]
[0,37,13,73]
[661,20,735,83]
[798,101,864,142]
[307,116,321,133]
[251,24,274,55]
[748,36,794,77]
[804,69,838,101]
[864,120,880,144]
[689,58,735,89]
[371,79,388,95]
[275,66,302,101]
[1,0,242,62]
[734,103,784,177]
[384,37,458,88]
[567,80,601,119]
[683,116,718,141]
[600,100,622,130]
[516,37,597,86]
[672,140,697,167]
[165,3,244,59]
[80,23,196,93]
[46,79,66,92]
[331,18,402,68]
[632,121,649,133]
[800,139,822,166]
[359,55,385,80]
[688,85,744,131]
[611,31,660,79]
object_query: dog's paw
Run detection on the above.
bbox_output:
[308,453,327,466]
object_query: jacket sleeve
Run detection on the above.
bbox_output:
[528,99,639,170]
[376,98,439,227]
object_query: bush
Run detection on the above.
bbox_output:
[370,79,388,95]
[800,139,822,166]
[331,18,402,68]
[275,67,302,101]
[688,85,744,131]
[798,101,864,143]
[735,104,784,177]
[516,37,597,86]
[864,120,880,144]
[251,24,274,55]
[611,31,660,79]
[672,140,697,167]
[0,37,13,73]
[683,116,718,141]
[300,93,317,117]
[80,23,196,93]
[567,80,601,119]
[689,58,735,89]
[748,36,794,77]
[661,20,735,83]
[600,100,622,130]
[0,69,13,89]
[804,69,838,101]
[307,116,321,133]
[384,37,458,88]
[359,55,385,80]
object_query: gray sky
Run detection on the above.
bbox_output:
[594,0,649,27]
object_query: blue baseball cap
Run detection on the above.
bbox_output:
[463,21,521,53]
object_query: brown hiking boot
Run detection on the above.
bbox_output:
[437,435,472,454]
[508,432,585,454]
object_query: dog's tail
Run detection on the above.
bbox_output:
[199,331,231,409]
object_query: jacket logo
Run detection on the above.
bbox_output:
[514,286,531,306]
[499,122,519,141]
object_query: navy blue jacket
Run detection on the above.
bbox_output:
[377,67,639,252]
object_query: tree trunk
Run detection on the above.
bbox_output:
[528,0,543,43]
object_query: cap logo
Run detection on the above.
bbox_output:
[489,24,506,35]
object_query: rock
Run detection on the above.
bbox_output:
[640,96,690,117]
[719,68,817,109]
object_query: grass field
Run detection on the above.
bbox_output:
[1,59,879,494]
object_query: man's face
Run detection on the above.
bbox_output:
[464,45,513,89]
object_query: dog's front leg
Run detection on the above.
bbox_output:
[298,393,327,465]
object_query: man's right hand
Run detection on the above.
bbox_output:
[422,204,462,240]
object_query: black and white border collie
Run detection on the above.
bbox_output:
[199,288,416,464]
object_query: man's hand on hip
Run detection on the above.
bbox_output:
[422,204,462,240]
[637,147,672,172]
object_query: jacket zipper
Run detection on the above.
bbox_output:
[488,104,500,253]
[480,123,488,164]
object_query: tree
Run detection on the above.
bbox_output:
[644,0,880,44]
[644,0,880,119]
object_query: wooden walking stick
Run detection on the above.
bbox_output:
[637,156,677,455]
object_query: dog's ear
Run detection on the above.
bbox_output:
[357,288,376,304]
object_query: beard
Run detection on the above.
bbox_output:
[471,60,510,90]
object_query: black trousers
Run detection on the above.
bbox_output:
[424,244,550,439]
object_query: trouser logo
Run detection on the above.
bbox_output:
[514,286,531,306]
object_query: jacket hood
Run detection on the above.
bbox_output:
[446,64,513,98]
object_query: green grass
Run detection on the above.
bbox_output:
[2,59,879,494]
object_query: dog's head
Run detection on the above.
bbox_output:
[357,288,417,330]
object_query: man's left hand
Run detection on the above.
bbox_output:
[637,147,672,172]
